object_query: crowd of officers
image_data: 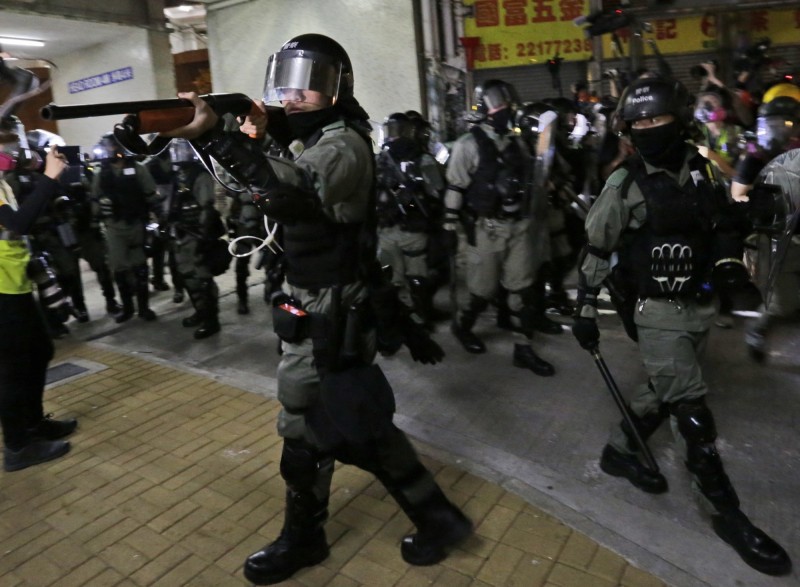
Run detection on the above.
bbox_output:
[4,35,799,581]
[23,71,798,377]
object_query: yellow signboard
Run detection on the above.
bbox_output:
[463,0,593,69]
[602,9,800,58]
[466,4,800,68]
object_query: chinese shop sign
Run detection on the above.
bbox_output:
[601,9,800,58]
[464,0,593,69]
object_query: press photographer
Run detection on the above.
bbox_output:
[0,60,78,473]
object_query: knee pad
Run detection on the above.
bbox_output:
[670,398,717,444]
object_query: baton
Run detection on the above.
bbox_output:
[590,348,660,473]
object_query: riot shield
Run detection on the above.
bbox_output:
[743,148,800,309]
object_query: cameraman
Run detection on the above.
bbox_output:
[0,116,77,472]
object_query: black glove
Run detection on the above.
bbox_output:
[572,316,600,351]
[402,321,445,364]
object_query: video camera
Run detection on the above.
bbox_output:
[734,38,772,76]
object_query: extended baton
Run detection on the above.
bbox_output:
[590,347,660,473]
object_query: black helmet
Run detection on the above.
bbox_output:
[91,133,125,162]
[404,110,432,146]
[618,76,692,130]
[263,33,353,108]
[473,79,520,118]
[382,112,415,144]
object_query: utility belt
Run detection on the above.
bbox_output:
[272,296,370,371]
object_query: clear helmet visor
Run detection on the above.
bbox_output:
[383,120,415,142]
[90,139,122,162]
[262,49,342,107]
[481,85,517,112]
[169,139,197,164]
[757,116,796,150]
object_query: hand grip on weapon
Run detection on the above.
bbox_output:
[158,92,221,140]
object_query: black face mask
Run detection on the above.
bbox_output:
[387,137,419,161]
[488,108,513,135]
[286,106,341,141]
[630,121,687,171]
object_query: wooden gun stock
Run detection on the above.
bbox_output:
[40,93,260,134]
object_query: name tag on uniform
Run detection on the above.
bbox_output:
[123,167,136,176]
[690,170,704,186]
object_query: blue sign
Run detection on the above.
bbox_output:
[68,67,134,94]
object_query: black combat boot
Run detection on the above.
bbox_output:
[97,269,121,314]
[194,285,221,339]
[378,465,473,566]
[451,294,487,353]
[244,439,332,585]
[71,301,89,323]
[512,343,555,376]
[113,271,135,323]
[712,509,791,576]
[244,489,329,585]
[599,445,668,493]
[671,398,791,575]
[172,289,185,303]
[134,265,156,321]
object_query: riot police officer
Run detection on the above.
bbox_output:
[444,79,555,376]
[732,83,800,360]
[90,134,159,323]
[573,76,790,576]
[163,34,471,585]
[376,112,445,328]
[167,139,222,339]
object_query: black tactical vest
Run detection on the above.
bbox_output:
[99,162,148,223]
[173,164,204,229]
[464,126,528,218]
[375,151,429,232]
[282,120,372,290]
[621,153,725,298]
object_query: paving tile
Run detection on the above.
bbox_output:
[0,342,670,587]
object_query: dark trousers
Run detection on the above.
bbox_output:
[0,293,55,450]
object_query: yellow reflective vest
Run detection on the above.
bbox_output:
[0,179,33,294]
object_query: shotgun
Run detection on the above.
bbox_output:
[40,92,260,134]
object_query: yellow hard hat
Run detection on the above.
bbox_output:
[762,82,800,104]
